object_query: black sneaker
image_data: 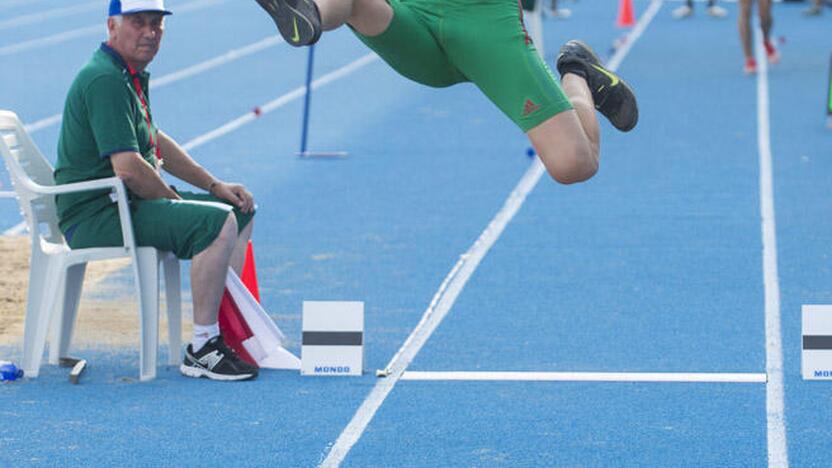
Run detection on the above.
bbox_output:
[255,0,322,47]
[180,335,259,381]
[556,40,639,132]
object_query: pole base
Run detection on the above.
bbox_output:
[297,151,349,159]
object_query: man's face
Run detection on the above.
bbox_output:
[107,12,165,70]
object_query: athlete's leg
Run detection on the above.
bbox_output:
[255,0,392,45]
[738,0,754,62]
[528,77,599,184]
[540,42,638,184]
[757,0,779,63]
[314,0,392,33]
[346,0,393,35]
[758,0,773,40]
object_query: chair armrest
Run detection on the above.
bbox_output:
[42,177,138,254]
[37,176,124,196]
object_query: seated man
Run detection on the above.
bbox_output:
[54,0,257,381]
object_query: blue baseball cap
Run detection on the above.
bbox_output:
[109,0,172,16]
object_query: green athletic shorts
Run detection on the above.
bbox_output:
[353,0,573,132]
[64,191,255,260]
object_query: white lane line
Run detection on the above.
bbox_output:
[756,30,788,468]
[0,24,101,56]
[401,371,768,383]
[2,51,379,237]
[2,0,47,8]
[0,1,101,31]
[0,0,228,57]
[152,36,282,87]
[321,159,546,468]
[182,52,379,151]
[24,35,282,134]
[320,2,661,466]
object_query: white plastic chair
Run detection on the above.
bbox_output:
[0,110,181,382]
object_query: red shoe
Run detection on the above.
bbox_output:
[764,41,780,65]
[744,57,757,75]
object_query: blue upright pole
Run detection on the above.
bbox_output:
[300,45,315,155]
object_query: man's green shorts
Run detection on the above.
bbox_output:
[353,0,573,132]
[64,191,254,260]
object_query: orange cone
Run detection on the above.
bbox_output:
[616,0,635,28]
[241,240,260,302]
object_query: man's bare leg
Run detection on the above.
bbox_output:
[255,0,391,45]
[528,76,599,184]
[191,214,237,326]
[758,0,773,42]
[180,213,258,381]
[533,40,637,184]
[300,0,392,33]
[229,219,254,275]
[345,0,392,35]
[738,0,754,62]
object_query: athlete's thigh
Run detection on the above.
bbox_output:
[442,0,572,132]
[351,0,466,88]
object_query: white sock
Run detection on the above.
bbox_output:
[192,322,220,352]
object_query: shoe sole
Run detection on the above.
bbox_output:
[606,78,638,132]
[255,0,320,47]
[180,363,258,381]
[564,40,601,67]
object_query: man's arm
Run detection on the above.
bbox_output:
[157,131,254,213]
[110,151,180,200]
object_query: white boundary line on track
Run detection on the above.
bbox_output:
[2,0,47,9]
[755,30,788,468]
[319,2,663,466]
[23,35,283,134]
[401,371,767,383]
[0,0,228,57]
[1,51,380,237]
[182,52,379,151]
[0,1,101,31]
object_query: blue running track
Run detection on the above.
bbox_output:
[1,0,831,465]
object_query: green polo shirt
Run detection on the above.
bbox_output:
[54,43,159,233]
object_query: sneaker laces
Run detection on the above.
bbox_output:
[215,336,256,369]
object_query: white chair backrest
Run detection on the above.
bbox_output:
[0,110,64,245]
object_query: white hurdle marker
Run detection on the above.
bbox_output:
[302,301,364,376]
[802,305,832,380]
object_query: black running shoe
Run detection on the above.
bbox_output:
[556,40,639,132]
[180,335,259,381]
[255,0,322,47]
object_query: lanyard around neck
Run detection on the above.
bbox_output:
[126,64,162,163]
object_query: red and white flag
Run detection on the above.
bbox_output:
[218,242,300,370]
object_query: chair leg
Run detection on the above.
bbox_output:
[163,255,182,366]
[49,263,86,364]
[46,272,67,365]
[21,258,62,377]
[135,249,160,381]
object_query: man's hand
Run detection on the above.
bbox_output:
[211,182,255,214]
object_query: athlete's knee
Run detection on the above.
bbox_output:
[541,143,598,185]
[347,0,393,36]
